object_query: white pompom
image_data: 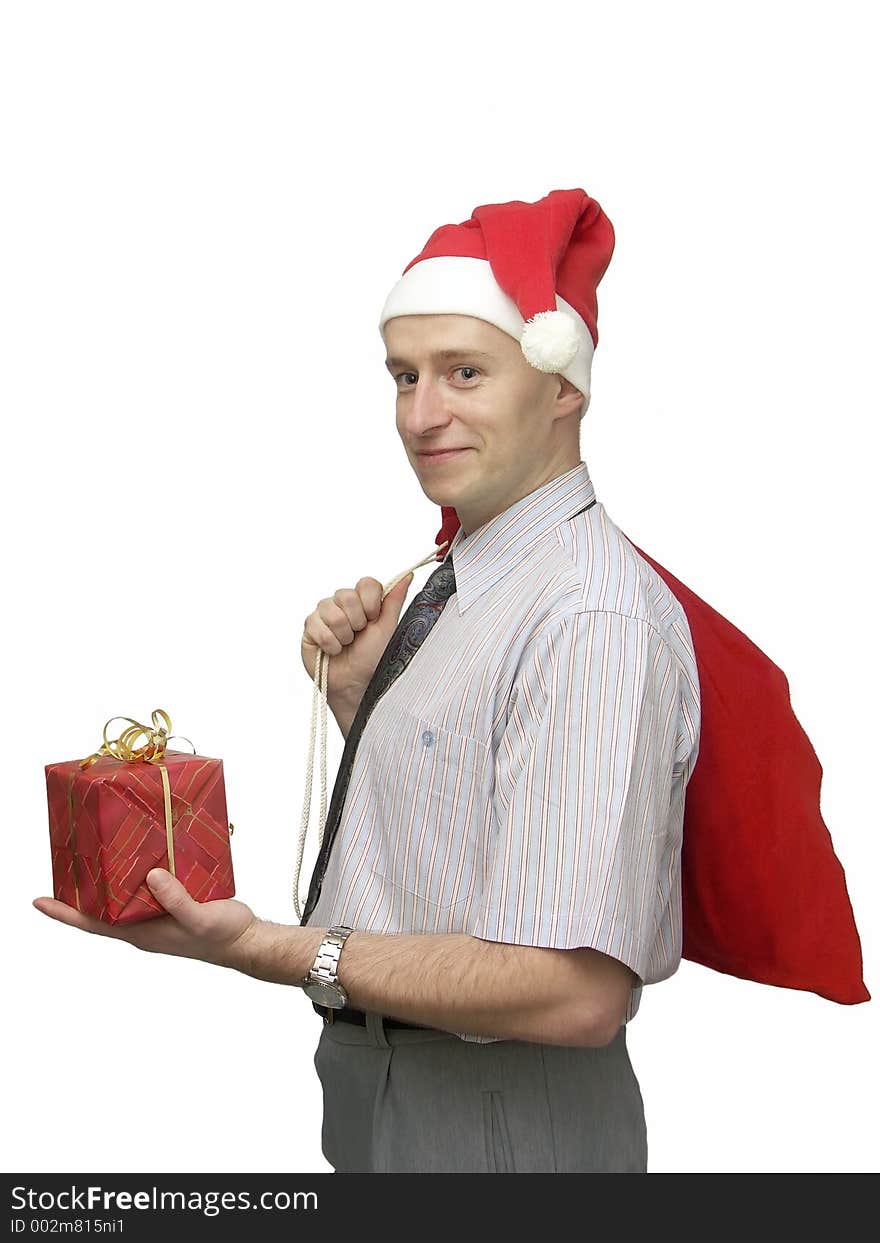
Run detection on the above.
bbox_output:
[520,310,580,372]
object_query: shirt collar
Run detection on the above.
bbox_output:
[443,460,597,615]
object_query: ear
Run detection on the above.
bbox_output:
[554,376,588,421]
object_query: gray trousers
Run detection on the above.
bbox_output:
[312,1011,648,1173]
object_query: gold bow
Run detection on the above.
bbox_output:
[79,708,192,769]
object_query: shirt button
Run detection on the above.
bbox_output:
[422,729,434,747]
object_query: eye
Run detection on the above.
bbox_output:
[393,365,481,388]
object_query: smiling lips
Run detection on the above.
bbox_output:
[418,448,469,464]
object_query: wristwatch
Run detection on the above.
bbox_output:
[301,924,355,1011]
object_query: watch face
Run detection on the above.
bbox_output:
[303,979,346,1008]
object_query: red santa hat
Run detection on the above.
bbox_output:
[378,187,614,415]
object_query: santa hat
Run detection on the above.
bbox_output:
[378,187,615,413]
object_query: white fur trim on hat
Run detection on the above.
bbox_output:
[378,255,594,403]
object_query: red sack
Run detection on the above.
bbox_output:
[45,710,235,925]
[436,507,870,1006]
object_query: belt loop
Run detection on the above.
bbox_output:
[366,1010,392,1049]
[323,1006,335,1025]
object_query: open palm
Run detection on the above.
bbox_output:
[32,868,258,970]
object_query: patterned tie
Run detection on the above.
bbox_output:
[300,551,458,924]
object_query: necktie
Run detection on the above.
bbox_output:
[299,552,457,924]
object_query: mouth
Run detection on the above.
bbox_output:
[416,448,471,465]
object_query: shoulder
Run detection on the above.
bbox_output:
[531,501,696,672]
[523,503,702,771]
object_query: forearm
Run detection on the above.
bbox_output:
[232,921,608,1047]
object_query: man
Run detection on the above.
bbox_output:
[34,189,700,1173]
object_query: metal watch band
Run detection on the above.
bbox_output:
[308,924,354,984]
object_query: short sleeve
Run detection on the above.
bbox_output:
[464,610,684,985]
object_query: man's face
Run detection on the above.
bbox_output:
[382,313,584,533]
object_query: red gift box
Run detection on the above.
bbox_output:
[45,709,236,925]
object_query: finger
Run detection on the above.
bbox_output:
[146,868,205,932]
[316,599,355,647]
[354,576,385,622]
[384,572,413,605]
[303,615,344,657]
[32,896,120,938]
[333,586,368,633]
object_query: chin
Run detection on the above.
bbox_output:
[421,483,458,505]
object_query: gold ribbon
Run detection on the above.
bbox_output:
[74,709,197,900]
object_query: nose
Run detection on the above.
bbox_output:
[399,378,452,436]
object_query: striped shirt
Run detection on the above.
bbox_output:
[308,460,701,1042]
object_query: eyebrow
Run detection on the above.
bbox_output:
[384,348,495,370]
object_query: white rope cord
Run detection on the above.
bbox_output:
[293,538,450,919]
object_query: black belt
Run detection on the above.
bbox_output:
[312,1000,436,1030]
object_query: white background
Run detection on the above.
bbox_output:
[2,0,877,1175]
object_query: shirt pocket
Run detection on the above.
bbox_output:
[369,709,491,910]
